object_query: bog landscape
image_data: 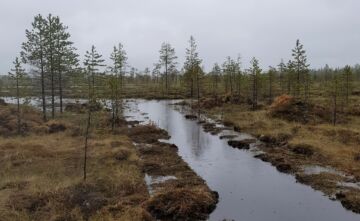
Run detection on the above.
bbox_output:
[0,1,360,221]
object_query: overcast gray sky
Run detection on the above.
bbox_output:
[1,0,359,74]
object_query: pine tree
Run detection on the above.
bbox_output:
[8,57,26,135]
[54,18,79,113]
[210,63,222,97]
[291,39,310,99]
[277,59,286,94]
[152,63,161,85]
[222,56,241,98]
[21,14,47,122]
[235,56,242,99]
[328,71,341,125]
[268,66,276,104]
[83,45,105,181]
[84,45,105,96]
[222,56,233,95]
[109,43,127,129]
[43,14,60,119]
[286,60,295,95]
[342,65,352,106]
[184,36,202,99]
[249,57,262,110]
[158,42,177,95]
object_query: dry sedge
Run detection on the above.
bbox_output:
[202,94,360,213]
[0,105,151,221]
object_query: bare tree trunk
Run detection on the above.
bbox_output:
[269,73,273,104]
[190,78,193,98]
[111,101,115,131]
[346,73,349,106]
[332,80,338,126]
[59,66,63,113]
[16,78,21,135]
[287,75,291,95]
[83,108,91,181]
[252,73,257,110]
[196,70,200,118]
[49,18,55,119]
[237,73,241,100]
[40,47,47,122]
[333,92,337,126]
[57,37,64,114]
[51,70,55,118]
[84,72,93,181]
[165,59,168,95]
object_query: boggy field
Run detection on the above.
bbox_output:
[0,100,217,221]
[187,93,360,214]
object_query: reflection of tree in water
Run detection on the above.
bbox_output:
[161,101,172,132]
[189,123,209,158]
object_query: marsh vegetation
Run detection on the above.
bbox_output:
[0,12,360,221]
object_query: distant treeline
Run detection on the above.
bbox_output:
[2,13,360,121]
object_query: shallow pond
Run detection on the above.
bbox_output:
[124,99,360,221]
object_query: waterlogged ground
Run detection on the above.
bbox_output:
[124,99,360,221]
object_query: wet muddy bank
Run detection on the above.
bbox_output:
[123,121,218,220]
[183,103,360,215]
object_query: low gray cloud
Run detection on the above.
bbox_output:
[1,0,359,74]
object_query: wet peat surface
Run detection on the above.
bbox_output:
[124,99,360,221]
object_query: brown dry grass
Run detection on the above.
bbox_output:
[0,104,218,220]
[204,94,360,212]
[208,94,360,177]
[145,187,217,220]
[0,105,43,136]
[220,110,357,173]
[0,120,151,221]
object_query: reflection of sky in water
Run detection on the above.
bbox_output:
[125,100,360,221]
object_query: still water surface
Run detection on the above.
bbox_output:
[124,99,360,221]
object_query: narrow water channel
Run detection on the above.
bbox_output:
[124,99,360,221]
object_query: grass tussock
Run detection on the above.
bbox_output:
[0,104,43,136]
[145,187,217,220]
[0,124,150,221]
[131,123,218,220]
[269,94,331,123]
